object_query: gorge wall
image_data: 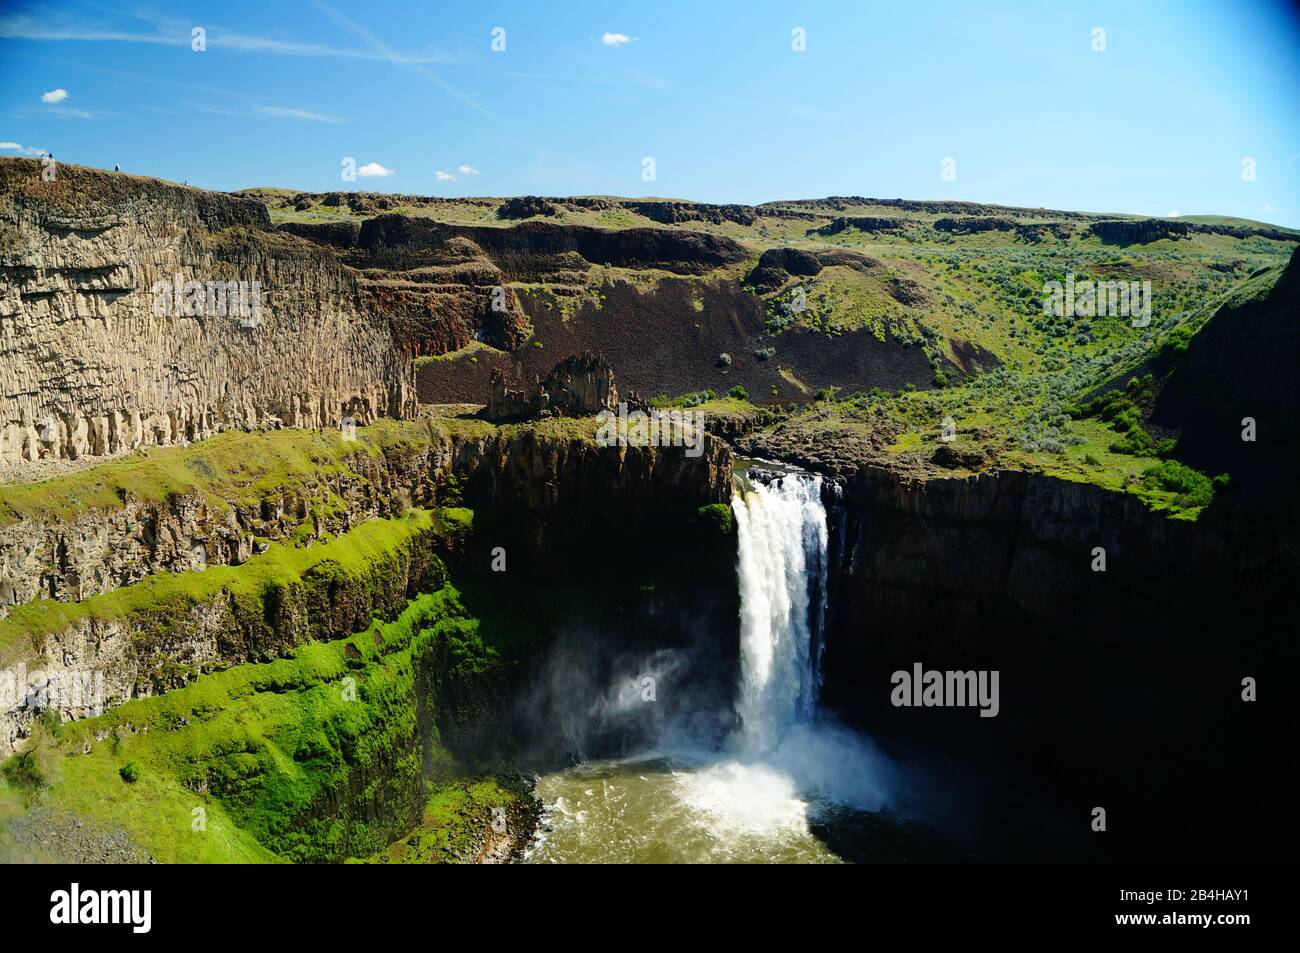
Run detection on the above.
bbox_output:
[811,468,1291,862]
[0,419,732,756]
[0,159,415,471]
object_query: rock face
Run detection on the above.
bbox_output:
[622,200,756,227]
[810,216,907,236]
[347,215,749,277]
[1087,218,1298,245]
[809,464,1294,864]
[0,420,732,754]
[279,213,752,366]
[933,216,1018,234]
[486,352,619,422]
[496,196,562,219]
[1088,219,1192,244]
[744,245,880,293]
[0,159,415,471]
[0,514,453,758]
[1150,248,1300,522]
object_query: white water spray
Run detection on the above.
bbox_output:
[528,468,898,861]
[730,471,830,753]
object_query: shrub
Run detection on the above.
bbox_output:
[728,385,749,401]
[679,390,716,408]
[1159,324,1195,357]
[3,748,45,790]
[695,503,735,536]
[1141,461,1214,509]
[120,761,143,783]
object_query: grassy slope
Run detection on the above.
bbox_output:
[1,583,499,862]
[0,508,446,661]
[0,416,495,528]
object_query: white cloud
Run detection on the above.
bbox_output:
[435,170,455,181]
[457,164,480,176]
[255,105,344,123]
[41,88,68,103]
[601,32,634,46]
[357,162,393,177]
[0,140,45,155]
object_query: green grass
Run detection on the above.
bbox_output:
[0,420,454,530]
[415,340,502,368]
[1,584,505,862]
[0,508,450,666]
[366,777,532,864]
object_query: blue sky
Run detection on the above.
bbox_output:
[2,0,1298,225]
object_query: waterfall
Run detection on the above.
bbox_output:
[730,471,830,754]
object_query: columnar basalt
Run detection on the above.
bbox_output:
[0,159,415,470]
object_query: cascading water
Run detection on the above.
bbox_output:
[730,470,830,753]
[526,465,898,862]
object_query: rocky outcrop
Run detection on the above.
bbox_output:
[276,219,362,249]
[622,200,756,227]
[272,214,752,366]
[1088,219,1191,244]
[745,246,880,293]
[486,352,618,422]
[1150,249,1300,522]
[1014,221,1075,242]
[0,159,415,471]
[933,216,1018,235]
[1089,218,1298,245]
[815,463,1294,675]
[769,196,1100,219]
[810,216,907,236]
[490,196,755,226]
[497,196,562,219]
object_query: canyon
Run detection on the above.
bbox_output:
[0,157,1295,863]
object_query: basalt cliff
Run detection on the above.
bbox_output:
[0,161,414,471]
